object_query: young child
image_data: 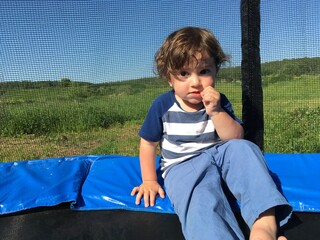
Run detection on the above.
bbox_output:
[131,26,291,240]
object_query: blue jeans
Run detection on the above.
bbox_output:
[164,139,292,240]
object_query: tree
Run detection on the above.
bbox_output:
[60,78,71,87]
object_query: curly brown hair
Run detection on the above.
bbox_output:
[155,26,229,80]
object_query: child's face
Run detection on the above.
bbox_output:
[168,53,217,112]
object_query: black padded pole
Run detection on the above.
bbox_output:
[240,0,264,151]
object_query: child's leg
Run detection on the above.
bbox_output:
[164,154,245,240]
[210,140,292,239]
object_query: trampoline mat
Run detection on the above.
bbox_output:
[0,204,319,240]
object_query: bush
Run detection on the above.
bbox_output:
[1,108,61,135]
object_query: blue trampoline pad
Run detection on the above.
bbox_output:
[265,153,320,212]
[73,155,174,213]
[0,156,91,214]
[0,153,319,215]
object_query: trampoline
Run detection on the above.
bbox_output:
[1,154,320,240]
[1,1,319,239]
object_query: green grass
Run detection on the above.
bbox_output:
[263,75,320,152]
[0,78,169,135]
[0,121,142,162]
[0,75,319,162]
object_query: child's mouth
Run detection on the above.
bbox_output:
[189,91,202,97]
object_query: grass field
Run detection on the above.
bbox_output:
[0,75,319,162]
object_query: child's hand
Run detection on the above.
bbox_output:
[201,86,222,117]
[131,180,165,207]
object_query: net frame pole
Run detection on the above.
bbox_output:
[240,0,264,151]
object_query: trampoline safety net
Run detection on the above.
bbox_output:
[0,1,319,239]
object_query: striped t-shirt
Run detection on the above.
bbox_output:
[139,90,241,177]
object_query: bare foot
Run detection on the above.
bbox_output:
[277,237,287,240]
[250,208,282,240]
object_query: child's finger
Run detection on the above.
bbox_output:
[135,190,144,205]
[130,186,139,196]
[149,192,156,207]
[143,192,150,207]
[158,188,165,198]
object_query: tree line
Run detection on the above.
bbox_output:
[1,57,319,89]
[218,57,320,82]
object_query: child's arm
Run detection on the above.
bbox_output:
[201,86,244,140]
[130,138,165,207]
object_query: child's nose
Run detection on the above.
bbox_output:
[190,74,201,86]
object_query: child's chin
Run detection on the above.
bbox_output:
[188,98,203,104]
[187,100,204,108]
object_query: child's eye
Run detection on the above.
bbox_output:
[200,69,211,75]
[178,71,190,78]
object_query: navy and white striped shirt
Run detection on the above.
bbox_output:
[139,90,241,177]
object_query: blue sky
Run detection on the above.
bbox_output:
[0,0,319,83]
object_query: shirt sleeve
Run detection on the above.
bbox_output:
[138,91,174,142]
[220,93,243,124]
[138,100,163,142]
